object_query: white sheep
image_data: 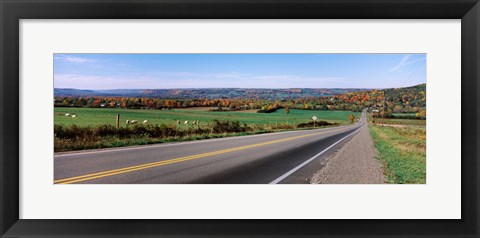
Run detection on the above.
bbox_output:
[143,120,149,124]
[192,121,197,125]
[71,115,77,118]
[130,120,137,124]
[184,120,189,125]
[126,120,130,124]
[176,120,180,125]
[65,113,70,116]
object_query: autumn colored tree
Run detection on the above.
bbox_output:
[393,105,404,113]
[165,100,173,108]
[416,109,426,117]
[348,114,356,123]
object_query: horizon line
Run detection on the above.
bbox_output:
[54,83,425,91]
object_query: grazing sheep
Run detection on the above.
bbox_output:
[176,120,180,125]
[130,120,137,124]
[65,113,70,116]
[192,121,197,125]
[184,120,189,125]
[126,120,130,124]
[143,120,149,124]
[71,115,77,118]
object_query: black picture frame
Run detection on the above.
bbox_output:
[1,0,479,237]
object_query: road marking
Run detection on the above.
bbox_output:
[55,127,351,184]
[269,124,365,184]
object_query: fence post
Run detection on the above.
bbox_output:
[116,113,120,129]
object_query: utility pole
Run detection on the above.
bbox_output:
[382,90,386,125]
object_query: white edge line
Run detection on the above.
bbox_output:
[269,124,365,184]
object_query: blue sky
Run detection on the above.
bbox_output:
[54,53,426,89]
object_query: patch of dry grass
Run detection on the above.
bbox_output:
[373,118,426,126]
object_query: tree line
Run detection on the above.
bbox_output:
[54,84,426,114]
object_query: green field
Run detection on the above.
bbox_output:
[55,108,359,127]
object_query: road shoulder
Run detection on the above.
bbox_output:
[310,125,385,184]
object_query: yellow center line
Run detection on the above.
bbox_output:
[54,127,350,184]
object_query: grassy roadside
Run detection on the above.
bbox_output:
[55,130,274,152]
[54,121,342,152]
[372,118,426,126]
[369,125,426,184]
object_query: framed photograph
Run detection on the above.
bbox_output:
[1,0,478,237]
[52,53,425,185]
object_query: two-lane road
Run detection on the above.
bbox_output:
[54,111,367,184]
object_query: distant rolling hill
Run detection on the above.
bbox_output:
[54,88,368,100]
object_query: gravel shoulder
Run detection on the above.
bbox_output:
[310,125,385,184]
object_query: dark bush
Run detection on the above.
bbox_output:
[211,120,250,133]
[54,120,252,143]
[297,121,336,128]
[257,108,279,113]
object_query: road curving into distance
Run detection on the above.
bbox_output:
[54,110,367,184]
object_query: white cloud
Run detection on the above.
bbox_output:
[54,55,95,64]
[390,54,426,72]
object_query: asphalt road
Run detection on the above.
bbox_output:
[54,110,367,184]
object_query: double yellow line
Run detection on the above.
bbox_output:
[54,128,346,184]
